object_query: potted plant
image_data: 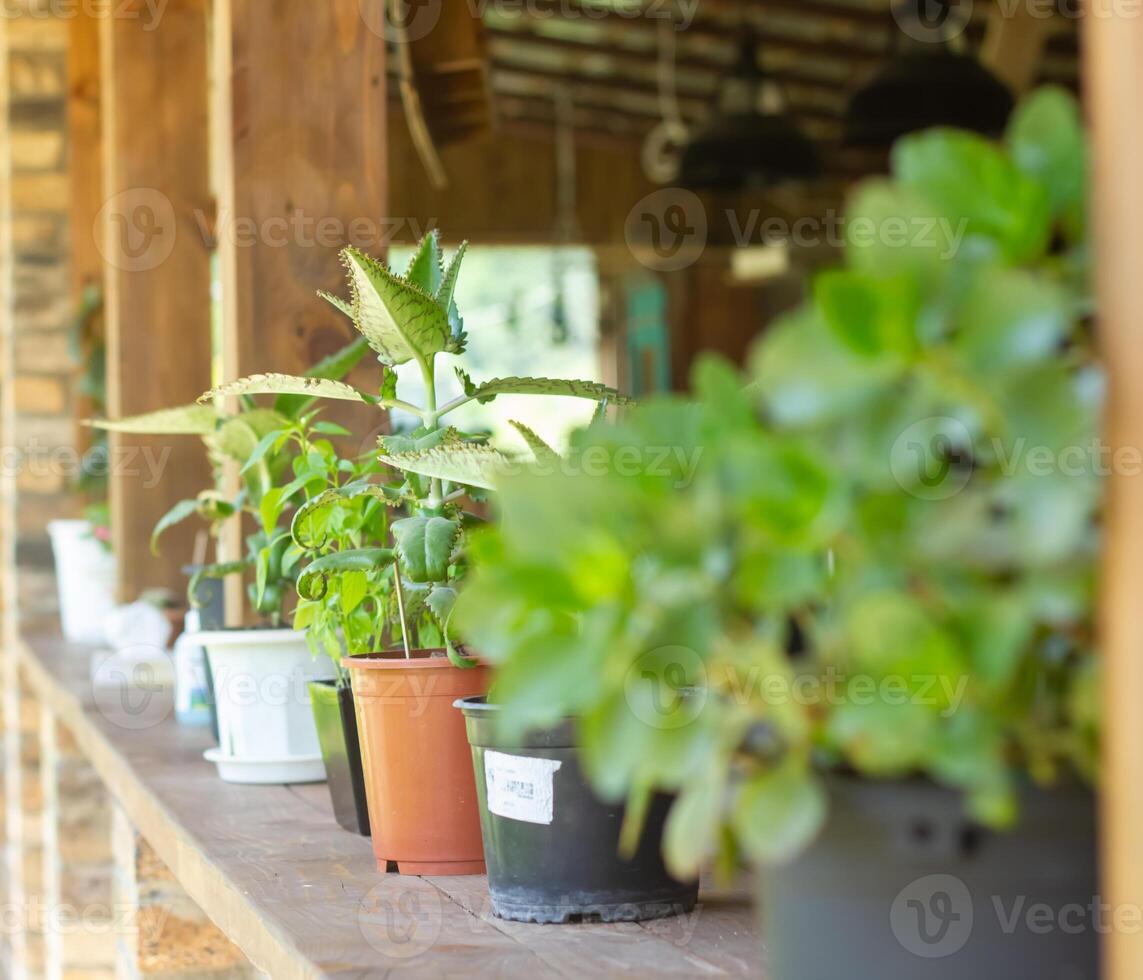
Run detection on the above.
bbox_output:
[50,287,117,644]
[92,340,369,784]
[454,87,1101,973]
[290,452,409,836]
[204,230,625,873]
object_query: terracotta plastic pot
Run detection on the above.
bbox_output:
[344,651,490,875]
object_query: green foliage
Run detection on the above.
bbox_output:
[453,88,1100,872]
[190,231,625,667]
[90,334,369,625]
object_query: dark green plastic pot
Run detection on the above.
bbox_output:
[309,680,370,836]
[760,777,1098,980]
[456,696,698,923]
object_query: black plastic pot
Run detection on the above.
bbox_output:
[309,680,370,836]
[456,696,698,923]
[761,777,1098,980]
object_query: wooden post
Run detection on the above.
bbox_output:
[100,0,213,601]
[210,0,387,622]
[1085,4,1143,978]
[68,2,105,470]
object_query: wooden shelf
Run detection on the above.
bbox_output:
[15,630,759,978]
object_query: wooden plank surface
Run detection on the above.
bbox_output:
[17,630,759,978]
[99,0,214,600]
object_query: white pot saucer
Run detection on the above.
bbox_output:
[203,747,327,785]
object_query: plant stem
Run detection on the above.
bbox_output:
[392,563,413,660]
[419,357,445,509]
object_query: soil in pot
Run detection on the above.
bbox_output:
[310,679,370,836]
[457,696,699,923]
[344,651,490,875]
[760,777,1098,980]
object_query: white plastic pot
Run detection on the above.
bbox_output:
[197,628,335,785]
[47,520,117,645]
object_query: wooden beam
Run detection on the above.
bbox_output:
[1084,4,1143,979]
[211,0,387,622]
[100,0,214,602]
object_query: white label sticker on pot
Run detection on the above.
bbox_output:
[484,751,562,825]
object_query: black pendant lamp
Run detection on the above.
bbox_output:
[678,39,821,191]
[844,2,1014,147]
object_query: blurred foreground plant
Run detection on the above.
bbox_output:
[455,87,1101,876]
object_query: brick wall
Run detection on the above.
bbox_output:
[7,11,81,625]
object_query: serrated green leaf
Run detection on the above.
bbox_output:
[438,241,468,353]
[508,420,560,465]
[426,584,457,628]
[342,247,452,367]
[404,230,443,295]
[296,548,395,601]
[150,498,201,555]
[291,483,404,548]
[89,403,219,435]
[464,376,631,406]
[392,516,460,583]
[200,374,372,405]
[380,443,510,491]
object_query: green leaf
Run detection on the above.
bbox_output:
[750,307,900,427]
[239,428,288,476]
[404,229,443,295]
[312,421,351,436]
[339,570,369,615]
[89,403,218,434]
[508,421,560,465]
[1006,86,1086,231]
[732,763,827,865]
[291,483,403,548]
[259,486,285,536]
[892,128,1052,263]
[426,584,457,629]
[954,267,1070,376]
[438,241,468,353]
[462,376,631,406]
[662,769,724,881]
[814,269,918,358]
[150,498,201,555]
[392,516,460,583]
[200,374,372,405]
[341,247,452,367]
[380,442,511,491]
[296,548,394,601]
[211,410,287,467]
